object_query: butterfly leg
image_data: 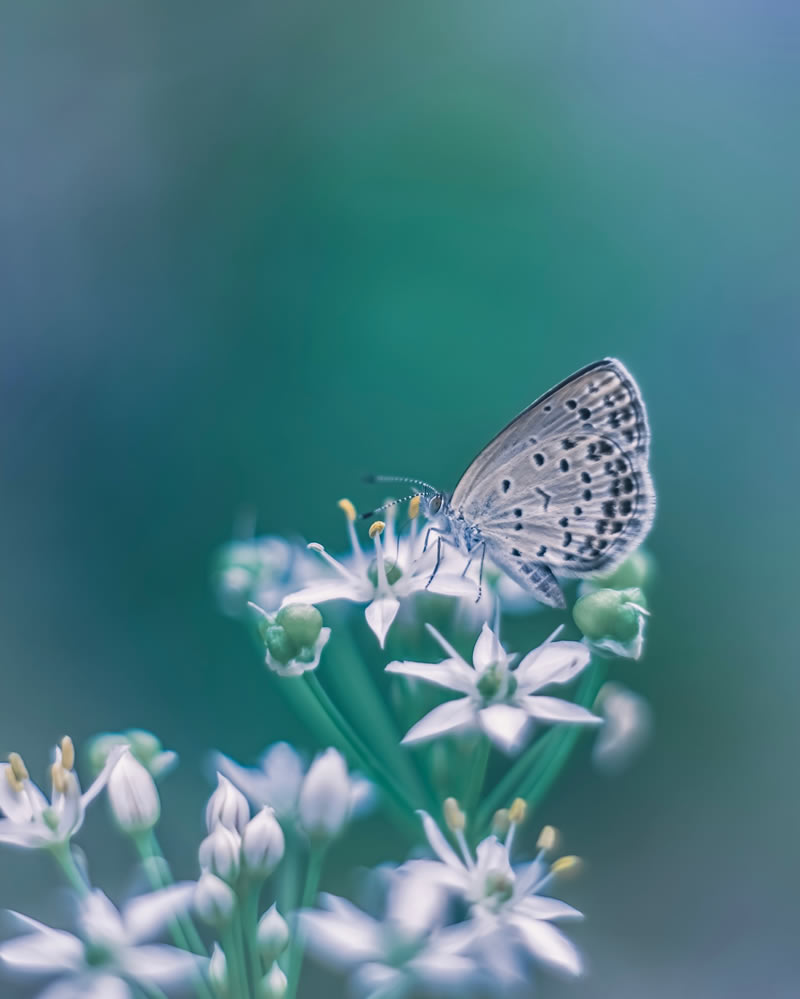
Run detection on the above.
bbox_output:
[475,542,487,603]
[425,535,443,590]
[461,556,473,578]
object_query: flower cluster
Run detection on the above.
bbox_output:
[0,493,656,999]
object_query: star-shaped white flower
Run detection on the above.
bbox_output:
[0,741,123,851]
[300,867,477,999]
[406,810,584,985]
[281,500,475,647]
[212,743,373,837]
[0,886,203,998]
[387,623,600,754]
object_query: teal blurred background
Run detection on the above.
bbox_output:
[1,2,798,996]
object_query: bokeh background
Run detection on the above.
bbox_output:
[1,2,798,996]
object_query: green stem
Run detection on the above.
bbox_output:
[277,829,300,917]
[304,673,419,822]
[222,920,248,999]
[231,907,253,997]
[464,736,490,830]
[242,883,264,996]
[285,846,326,999]
[474,731,553,834]
[50,843,90,897]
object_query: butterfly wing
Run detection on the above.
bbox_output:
[450,359,654,606]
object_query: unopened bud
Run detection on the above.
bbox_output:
[242,808,285,878]
[298,749,350,842]
[257,905,290,965]
[209,943,228,995]
[199,825,241,884]
[260,962,287,999]
[107,750,161,834]
[194,871,236,927]
[206,774,250,834]
[275,604,323,649]
[573,587,648,660]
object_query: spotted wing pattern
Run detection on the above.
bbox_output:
[449,359,654,606]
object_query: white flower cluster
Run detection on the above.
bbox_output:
[0,496,655,999]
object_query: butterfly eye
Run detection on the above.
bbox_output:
[428,494,443,515]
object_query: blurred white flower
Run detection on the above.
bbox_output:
[213,742,373,836]
[387,623,599,754]
[592,682,652,775]
[281,499,475,648]
[261,961,288,999]
[107,751,160,835]
[194,872,236,928]
[205,773,250,834]
[0,740,122,850]
[86,730,177,783]
[0,886,202,997]
[300,867,476,999]
[407,810,584,985]
[298,749,374,843]
[257,905,289,965]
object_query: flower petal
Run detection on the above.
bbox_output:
[81,744,127,811]
[299,907,383,966]
[0,768,43,822]
[123,883,196,944]
[38,975,132,999]
[522,696,601,725]
[281,580,363,608]
[508,914,583,976]
[401,699,475,745]
[385,658,474,694]
[416,812,464,871]
[477,704,531,754]
[472,623,505,672]
[517,642,591,690]
[0,819,51,849]
[412,572,478,600]
[0,919,83,974]
[365,597,400,648]
[516,896,584,922]
[121,945,206,986]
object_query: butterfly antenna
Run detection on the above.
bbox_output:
[363,474,438,493]
[360,492,422,520]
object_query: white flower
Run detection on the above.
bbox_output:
[194,872,236,927]
[387,623,600,754]
[592,682,652,774]
[212,742,373,834]
[281,499,475,648]
[407,811,584,983]
[205,773,250,834]
[298,749,374,842]
[0,740,122,850]
[300,867,476,999]
[107,751,160,835]
[257,905,289,965]
[261,962,287,999]
[0,886,203,997]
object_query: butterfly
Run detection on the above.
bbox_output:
[369,358,654,608]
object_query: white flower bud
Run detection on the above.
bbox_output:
[209,942,228,995]
[206,773,250,834]
[107,750,160,835]
[260,962,287,999]
[199,825,241,884]
[242,807,285,878]
[298,749,349,842]
[194,872,236,927]
[256,904,290,965]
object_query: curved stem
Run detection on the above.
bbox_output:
[50,843,90,897]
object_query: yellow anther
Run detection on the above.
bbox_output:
[307,542,324,553]
[509,797,527,825]
[50,762,68,795]
[4,766,23,794]
[368,521,385,540]
[337,498,357,522]
[8,752,29,783]
[537,825,559,853]
[551,855,582,877]
[491,808,511,838]
[408,495,421,520]
[60,736,75,772]
[443,797,466,832]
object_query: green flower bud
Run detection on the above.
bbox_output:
[263,625,299,666]
[573,587,648,660]
[275,604,323,649]
[123,729,162,767]
[367,558,403,587]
